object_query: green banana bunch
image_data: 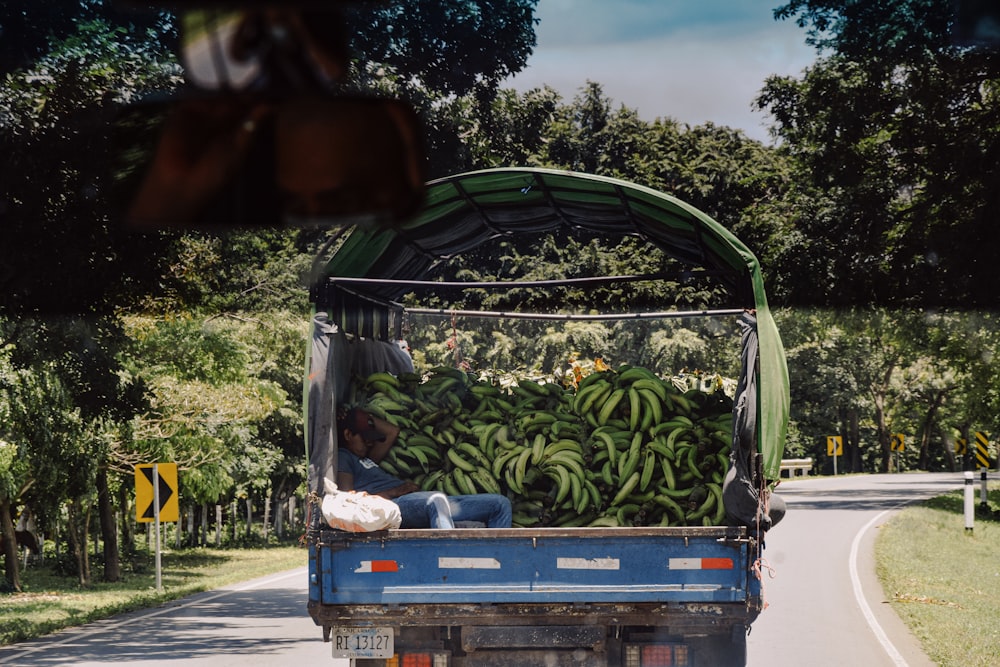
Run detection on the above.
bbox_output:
[351,366,737,528]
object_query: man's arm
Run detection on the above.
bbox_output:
[339,468,416,498]
[366,414,401,464]
[376,480,420,499]
[336,471,355,491]
[368,414,414,498]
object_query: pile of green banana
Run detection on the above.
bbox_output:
[351,364,735,528]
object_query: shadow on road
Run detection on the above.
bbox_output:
[0,585,318,665]
[774,475,969,512]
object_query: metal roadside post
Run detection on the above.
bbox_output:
[153,463,162,593]
[964,471,974,532]
[827,436,842,476]
[975,432,990,507]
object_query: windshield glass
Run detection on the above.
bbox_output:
[2,0,997,590]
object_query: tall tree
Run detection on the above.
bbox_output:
[0,0,169,74]
[1,316,146,584]
[0,17,180,318]
[345,0,538,97]
[777,309,867,472]
[758,0,1000,308]
[0,352,89,589]
[0,13,183,580]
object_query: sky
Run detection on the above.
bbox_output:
[503,0,818,144]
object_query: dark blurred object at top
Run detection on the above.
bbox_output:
[114,2,425,231]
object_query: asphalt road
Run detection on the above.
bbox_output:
[747,471,961,667]
[0,568,334,667]
[0,472,963,666]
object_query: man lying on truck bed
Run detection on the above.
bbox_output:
[336,407,513,528]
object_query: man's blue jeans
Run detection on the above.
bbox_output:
[395,491,512,528]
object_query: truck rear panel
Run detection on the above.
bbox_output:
[310,525,759,607]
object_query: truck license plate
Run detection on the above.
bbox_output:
[330,626,394,659]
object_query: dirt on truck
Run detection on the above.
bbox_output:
[303,167,790,667]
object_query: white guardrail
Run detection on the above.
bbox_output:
[779,458,813,478]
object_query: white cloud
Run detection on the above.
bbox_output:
[504,1,816,143]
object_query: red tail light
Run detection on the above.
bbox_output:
[624,642,691,667]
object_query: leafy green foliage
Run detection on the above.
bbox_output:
[0,356,87,527]
[0,18,181,317]
[345,0,539,96]
[120,314,300,503]
[777,307,1000,474]
[0,1,173,75]
[761,1,1000,308]
[398,228,742,381]
[774,0,953,60]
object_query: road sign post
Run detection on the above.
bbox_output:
[890,433,905,473]
[135,463,178,593]
[154,464,162,592]
[827,436,843,475]
[973,432,990,506]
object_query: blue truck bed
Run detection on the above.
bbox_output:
[310,525,760,608]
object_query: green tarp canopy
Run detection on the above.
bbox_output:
[311,167,789,482]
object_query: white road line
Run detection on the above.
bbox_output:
[849,508,909,667]
[3,567,307,660]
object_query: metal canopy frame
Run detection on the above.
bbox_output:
[326,273,745,322]
[400,306,748,322]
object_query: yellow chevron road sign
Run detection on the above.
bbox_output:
[975,432,990,469]
[135,463,179,523]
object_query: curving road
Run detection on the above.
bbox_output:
[0,472,960,666]
[747,472,960,667]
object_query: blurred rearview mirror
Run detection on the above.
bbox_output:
[113,93,425,230]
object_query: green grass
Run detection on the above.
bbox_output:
[0,545,307,646]
[875,482,1000,667]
